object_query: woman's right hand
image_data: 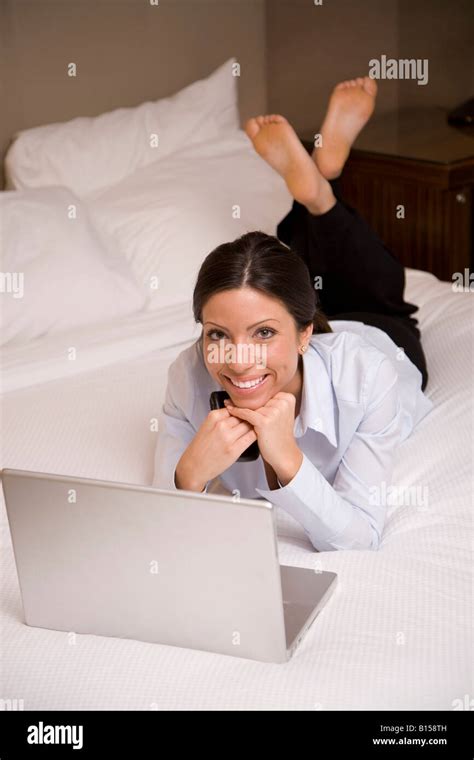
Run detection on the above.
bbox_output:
[174,408,257,491]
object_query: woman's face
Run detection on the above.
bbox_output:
[202,287,313,410]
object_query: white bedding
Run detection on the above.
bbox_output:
[1,267,472,710]
[5,58,240,198]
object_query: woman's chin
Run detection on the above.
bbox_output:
[231,389,273,409]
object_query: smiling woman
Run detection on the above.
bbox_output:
[195,231,332,417]
[152,229,432,552]
[153,86,433,551]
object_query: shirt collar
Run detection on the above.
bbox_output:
[294,337,338,447]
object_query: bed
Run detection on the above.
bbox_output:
[1,60,472,711]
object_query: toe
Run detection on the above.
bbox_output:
[363,76,378,96]
[244,118,260,139]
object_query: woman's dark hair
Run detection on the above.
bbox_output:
[193,231,332,335]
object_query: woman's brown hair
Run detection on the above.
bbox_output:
[193,230,332,335]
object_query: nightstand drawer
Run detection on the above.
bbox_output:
[301,107,474,282]
[339,155,473,281]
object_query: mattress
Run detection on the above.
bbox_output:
[1,268,472,710]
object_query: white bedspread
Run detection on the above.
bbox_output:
[1,268,472,710]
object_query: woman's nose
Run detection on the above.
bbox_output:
[224,340,261,370]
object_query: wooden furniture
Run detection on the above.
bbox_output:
[302,107,474,282]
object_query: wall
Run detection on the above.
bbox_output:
[265,0,399,138]
[2,0,472,188]
[266,0,473,139]
[0,0,267,188]
[397,0,473,110]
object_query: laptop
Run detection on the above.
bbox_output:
[1,468,337,664]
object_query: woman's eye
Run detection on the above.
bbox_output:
[206,328,275,340]
[207,330,225,340]
[256,328,275,339]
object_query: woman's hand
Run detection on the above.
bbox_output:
[224,392,303,486]
[175,408,258,492]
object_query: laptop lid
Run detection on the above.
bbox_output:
[2,468,289,663]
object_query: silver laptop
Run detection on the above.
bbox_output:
[1,468,337,664]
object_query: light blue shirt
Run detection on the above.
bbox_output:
[152,320,433,552]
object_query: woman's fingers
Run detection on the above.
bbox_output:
[224,405,262,427]
[231,420,254,439]
[234,428,258,456]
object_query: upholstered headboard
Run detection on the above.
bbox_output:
[0,0,267,189]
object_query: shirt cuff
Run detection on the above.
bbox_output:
[255,452,306,501]
[254,452,344,550]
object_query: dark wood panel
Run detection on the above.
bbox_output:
[301,137,473,281]
[339,160,473,281]
[344,150,474,189]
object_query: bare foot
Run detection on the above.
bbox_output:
[314,76,378,179]
[245,114,335,215]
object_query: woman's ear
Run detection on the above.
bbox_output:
[301,323,313,345]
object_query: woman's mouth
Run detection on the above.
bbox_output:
[223,373,270,395]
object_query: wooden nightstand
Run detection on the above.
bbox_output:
[302,107,474,282]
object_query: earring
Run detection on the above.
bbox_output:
[300,344,307,354]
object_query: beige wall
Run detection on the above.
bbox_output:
[2,0,472,189]
[266,0,399,138]
[266,0,473,139]
[0,0,267,188]
[397,0,473,110]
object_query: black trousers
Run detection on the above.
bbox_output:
[277,179,429,391]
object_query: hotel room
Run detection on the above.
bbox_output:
[0,0,473,721]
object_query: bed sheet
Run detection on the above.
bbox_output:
[1,268,472,710]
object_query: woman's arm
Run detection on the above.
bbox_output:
[152,356,211,492]
[152,389,210,493]
[255,358,403,551]
[262,457,280,491]
[153,355,258,493]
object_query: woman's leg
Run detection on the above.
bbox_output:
[244,80,429,389]
[276,188,421,333]
[276,181,429,389]
[246,79,419,328]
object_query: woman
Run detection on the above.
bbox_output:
[153,77,433,552]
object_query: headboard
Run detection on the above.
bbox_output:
[0,0,267,189]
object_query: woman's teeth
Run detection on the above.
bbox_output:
[227,375,268,389]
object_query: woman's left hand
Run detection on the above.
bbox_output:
[224,392,303,486]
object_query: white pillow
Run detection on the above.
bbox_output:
[86,131,294,311]
[4,58,240,199]
[0,187,146,346]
